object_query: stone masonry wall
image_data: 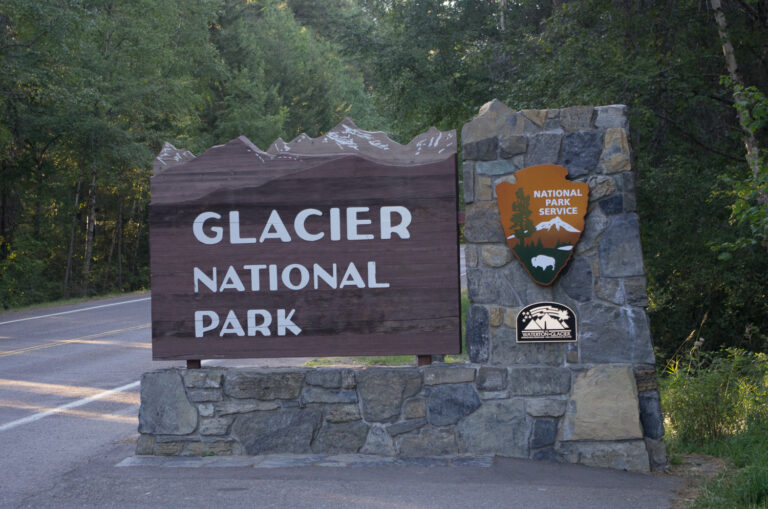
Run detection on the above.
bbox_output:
[138,101,666,471]
[461,100,665,470]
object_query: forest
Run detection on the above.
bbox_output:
[1,0,767,361]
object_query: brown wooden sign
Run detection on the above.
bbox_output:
[150,120,460,360]
[496,164,589,286]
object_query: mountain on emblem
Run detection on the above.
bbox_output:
[535,216,580,233]
[495,164,589,286]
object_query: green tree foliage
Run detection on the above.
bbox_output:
[509,188,534,245]
[0,0,378,306]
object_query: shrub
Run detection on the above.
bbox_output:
[662,347,768,446]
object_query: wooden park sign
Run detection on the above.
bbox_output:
[149,120,461,360]
[496,164,589,286]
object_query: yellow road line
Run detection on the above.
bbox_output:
[0,323,150,358]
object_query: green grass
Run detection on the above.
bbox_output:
[305,289,470,367]
[662,348,768,508]
[0,289,150,314]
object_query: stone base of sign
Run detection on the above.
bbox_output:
[137,364,661,472]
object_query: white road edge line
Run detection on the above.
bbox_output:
[0,380,140,433]
[0,297,151,326]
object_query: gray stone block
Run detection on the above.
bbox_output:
[464,202,506,243]
[638,390,665,439]
[594,277,625,305]
[465,244,478,268]
[620,171,637,212]
[312,421,369,454]
[301,386,357,404]
[463,161,475,204]
[357,369,421,422]
[478,390,510,399]
[462,99,516,143]
[187,389,222,403]
[625,276,649,306]
[481,244,512,267]
[499,135,528,158]
[531,418,558,448]
[525,132,563,166]
[466,305,490,363]
[197,403,214,417]
[462,138,498,161]
[467,268,522,306]
[182,439,237,457]
[556,440,650,472]
[139,370,197,435]
[598,214,645,277]
[387,418,427,436]
[579,303,654,364]
[361,425,396,455]
[397,427,458,456]
[560,106,594,131]
[594,105,628,129]
[224,371,305,400]
[559,257,593,302]
[199,416,234,436]
[491,327,565,366]
[136,435,155,456]
[324,403,361,423]
[305,369,342,388]
[560,131,602,178]
[499,261,556,304]
[232,407,322,454]
[183,370,222,388]
[476,159,518,176]
[575,207,608,255]
[598,194,623,215]
[457,399,527,457]
[645,437,668,471]
[526,398,567,417]
[476,367,507,391]
[508,367,571,396]
[214,399,280,416]
[423,366,475,385]
[403,398,426,419]
[559,365,642,442]
[427,384,481,426]
[587,175,617,201]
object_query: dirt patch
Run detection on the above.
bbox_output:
[667,453,730,508]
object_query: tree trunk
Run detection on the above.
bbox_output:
[63,173,83,297]
[710,0,761,178]
[82,167,97,297]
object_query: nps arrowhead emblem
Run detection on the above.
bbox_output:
[496,164,589,286]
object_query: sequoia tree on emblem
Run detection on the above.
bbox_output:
[496,164,589,285]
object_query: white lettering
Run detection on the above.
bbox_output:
[194,310,219,337]
[247,309,272,336]
[259,210,292,242]
[367,261,390,288]
[219,266,245,292]
[281,264,310,290]
[313,263,337,289]
[228,211,256,244]
[220,310,245,336]
[346,207,373,240]
[193,267,217,293]
[294,208,324,241]
[243,264,266,291]
[277,309,301,336]
[329,208,341,241]
[192,212,223,244]
[380,206,412,240]
[339,262,366,288]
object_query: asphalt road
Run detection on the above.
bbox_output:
[0,291,684,508]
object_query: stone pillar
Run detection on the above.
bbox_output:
[462,100,667,471]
